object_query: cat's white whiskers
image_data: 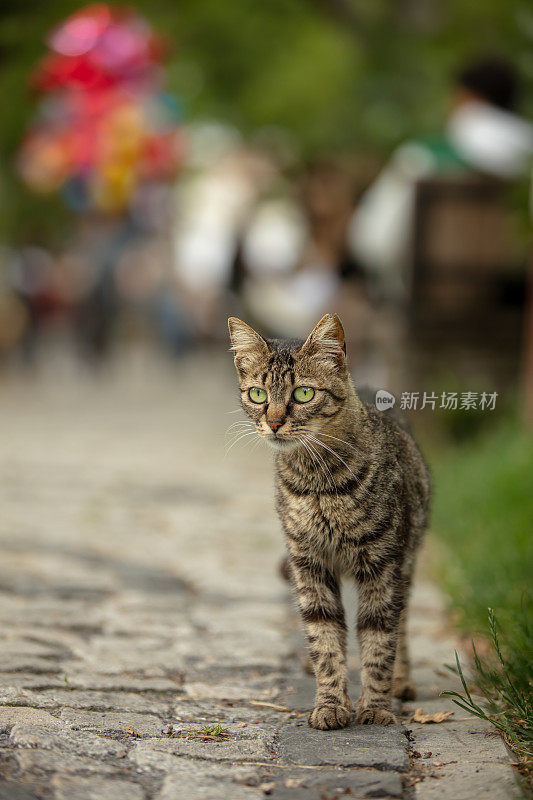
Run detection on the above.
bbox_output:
[297,437,324,483]
[224,430,258,456]
[249,436,263,455]
[225,420,254,435]
[225,420,255,434]
[298,434,333,493]
[225,425,255,442]
[224,434,258,457]
[316,432,361,452]
[306,433,359,483]
[303,436,338,493]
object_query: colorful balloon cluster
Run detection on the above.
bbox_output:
[18,4,184,212]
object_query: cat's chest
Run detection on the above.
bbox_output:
[280,487,365,546]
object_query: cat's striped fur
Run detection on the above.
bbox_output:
[228,314,431,729]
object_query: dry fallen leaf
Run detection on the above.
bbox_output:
[411,708,454,724]
[249,701,293,712]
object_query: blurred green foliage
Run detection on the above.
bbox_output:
[432,415,533,770]
[430,417,533,630]
[1,0,533,242]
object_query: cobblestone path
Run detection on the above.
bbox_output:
[0,353,519,799]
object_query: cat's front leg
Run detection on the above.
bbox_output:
[290,555,352,730]
[355,568,406,725]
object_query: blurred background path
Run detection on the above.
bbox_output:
[0,353,520,799]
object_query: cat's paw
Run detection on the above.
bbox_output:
[356,705,397,725]
[308,702,352,730]
[392,679,416,701]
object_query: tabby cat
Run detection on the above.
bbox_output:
[228,313,431,729]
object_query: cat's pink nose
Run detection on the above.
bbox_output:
[267,419,283,432]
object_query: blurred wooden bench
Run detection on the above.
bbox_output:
[407,175,528,381]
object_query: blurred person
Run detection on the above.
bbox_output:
[73,196,190,360]
[173,125,280,341]
[349,55,533,300]
[114,191,193,356]
[240,158,366,347]
[0,250,32,360]
[6,246,74,360]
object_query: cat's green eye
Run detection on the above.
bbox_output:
[249,387,267,404]
[293,387,315,403]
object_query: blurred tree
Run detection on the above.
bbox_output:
[1,0,532,243]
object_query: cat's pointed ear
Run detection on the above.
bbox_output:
[228,317,269,375]
[300,314,346,366]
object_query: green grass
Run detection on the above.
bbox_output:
[196,724,229,737]
[429,418,533,774]
[430,419,533,629]
[443,605,533,772]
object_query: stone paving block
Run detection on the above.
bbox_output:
[267,767,404,799]
[1,686,171,715]
[0,599,104,632]
[400,695,457,713]
[183,680,280,702]
[281,676,318,712]
[0,707,63,733]
[52,775,146,800]
[10,723,127,758]
[409,716,521,799]
[183,722,276,739]
[129,744,190,774]
[278,722,409,771]
[15,749,121,776]
[0,563,115,599]
[182,643,285,670]
[172,699,237,723]
[35,689,170,716]
[101,618,186,639]
[59,709,166,736]
[0,673,65,690]
[411,583,444,615]
[59,641,182,675]
[155,772,260,800]
[130,733,276,763]
[105,592,190,613]
[61,674,181,692]
[0,781,39,800]
[408,666,459,701]
[0,687,59,707]
[129,746,264,782]
[0,639,66,658]
[172,699,289,724]
[281,674,364,713]
[414,761,520,799]
[0,655,62,674]
[408,720,510,764]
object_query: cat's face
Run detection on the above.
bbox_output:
[228,314,349,451]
